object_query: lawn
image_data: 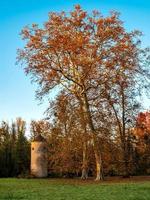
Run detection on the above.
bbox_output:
[0,178,150,200]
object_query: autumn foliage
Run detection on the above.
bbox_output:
[16,5,150,180]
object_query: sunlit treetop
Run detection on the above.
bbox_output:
[18,4,149,100]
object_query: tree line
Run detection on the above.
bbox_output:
[0,110,150,178]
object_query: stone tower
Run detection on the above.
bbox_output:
[31,134,48,177]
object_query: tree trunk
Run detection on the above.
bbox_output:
[81,141,88,179]
[94,149,104,181]
[122,143,130,177]
[82,92,104,181]
[78,101,89,179]
[121,88,130,178]
[92,133,104,181]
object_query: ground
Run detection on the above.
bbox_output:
[0,176,150,200]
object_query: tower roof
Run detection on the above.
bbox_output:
[33,134,46,142]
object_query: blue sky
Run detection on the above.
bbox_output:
[0,0,150,123]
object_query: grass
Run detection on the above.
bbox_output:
[0,178,150,200]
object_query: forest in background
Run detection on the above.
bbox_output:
[0,109,150,178]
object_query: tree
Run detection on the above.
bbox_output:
[0,119,30,177]
[15,118,30,175]
[18,5,150,180]
[0,121,11,177]
[132,112,150,174]
[103,53,150,176]
[46,92,90,178]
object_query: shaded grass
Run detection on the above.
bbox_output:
[0,178,150,200]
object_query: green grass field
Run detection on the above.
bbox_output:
[0,178,150,200]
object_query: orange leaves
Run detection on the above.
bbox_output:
[18,4,143,102]
[137,112,150,133]
[21,27,30,39]
[70,5,87,28]
[75,4,81,10]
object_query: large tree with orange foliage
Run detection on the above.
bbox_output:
[18,5,150,180]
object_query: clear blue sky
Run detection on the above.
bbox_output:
[0,0,150,123]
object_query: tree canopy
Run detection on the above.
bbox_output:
[17,5,150,180]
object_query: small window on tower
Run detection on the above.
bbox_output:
[32,147,34,150]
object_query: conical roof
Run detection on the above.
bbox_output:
[33,134,46,142]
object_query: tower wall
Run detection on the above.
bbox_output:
[31,141,47,177]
